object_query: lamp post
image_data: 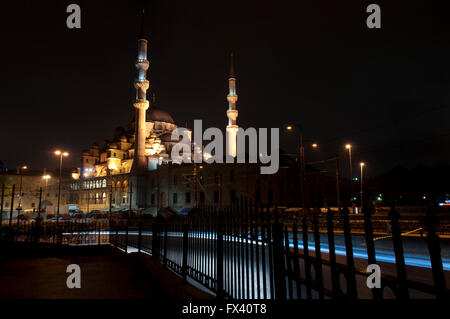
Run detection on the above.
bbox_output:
[54,150,69,228]
[17,165,27,211]
[360,162,365,212]
[345,144,355,213]
[285,124,306,216]
[345,144,353,181]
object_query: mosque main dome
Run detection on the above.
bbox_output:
[146,106,174,124]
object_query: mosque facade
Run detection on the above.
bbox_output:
[62,15,316,216]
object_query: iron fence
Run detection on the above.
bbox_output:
[0,219,109,245]
[108,200,449,300]
[2,199,449,300]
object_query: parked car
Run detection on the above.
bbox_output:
[69,209,84,216]
[48,216,72,222]
[86,210,101,218]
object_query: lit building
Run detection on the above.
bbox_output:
[62,12,322,216]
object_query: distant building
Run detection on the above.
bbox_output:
[0,168,64,215]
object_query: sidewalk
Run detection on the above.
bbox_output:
[0,252,166,299]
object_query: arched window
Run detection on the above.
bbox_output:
[95,193,99,204]
[102,192,106,204]
[102,179,107,188]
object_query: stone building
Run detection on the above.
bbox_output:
[0,168,72,219]
[61,13,328,216]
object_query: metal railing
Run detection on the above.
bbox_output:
[109,201,449,300]
[0,219,109,246]
[2,200,449,300]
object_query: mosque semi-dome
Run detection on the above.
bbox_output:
[147,106,175,124]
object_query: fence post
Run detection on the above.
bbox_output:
[312,208,325,299]
[302,208,312,299]
[163,224,168,267]
[15,218,20,241]
[388,205,409,299]
[125,220,129,253]
[138,220,142,253]
[115,221,118,246]
[182,223,188,282]
[363,203,382,300]
[342,206,357,299]
[9,184,15,232]
[152,223,160,259]
[425,206,447,299]
[216,212,224,299]
[98,222,101,246]
[0,184,4,225]
[272,209,286,300]
[326,208,340,298]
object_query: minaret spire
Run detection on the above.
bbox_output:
[229,52,235,78]
[132,8,150,174]
[139,8,145,39]
[226,52,239,158]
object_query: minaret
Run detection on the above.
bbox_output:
[132,9,149,210]
[133,9,150,173]
[226,53,239,158]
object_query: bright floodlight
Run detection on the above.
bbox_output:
[63,152,69,156]
[285,125,293,131]
[21,165,27,170]
[312,143,318,148]
[360,162,365,167]
[345,144,352,149]
[54,150,61,155]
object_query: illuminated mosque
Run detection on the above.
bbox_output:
[65,12,310,216]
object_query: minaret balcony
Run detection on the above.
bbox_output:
[135,60,149,70]
[227,94,238,104]
[133,99,149,110]
[134,80,149,91]
[227,109,239,121]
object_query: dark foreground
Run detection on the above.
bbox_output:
[0,244,166,299]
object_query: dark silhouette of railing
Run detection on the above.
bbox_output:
[2,200,449,300]
[0,219,109,246]
[109,200,449,300]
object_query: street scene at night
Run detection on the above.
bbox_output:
[1,0,450,316]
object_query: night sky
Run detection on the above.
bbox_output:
[1,0,450,177]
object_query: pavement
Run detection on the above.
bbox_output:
[0,251,166,299]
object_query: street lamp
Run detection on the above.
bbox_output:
[17,165,27,210]
[285,123,306,216]
[345,144,352,179]
[345,144,355,212]
[360,162,365,213]
[54,150,69,225]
